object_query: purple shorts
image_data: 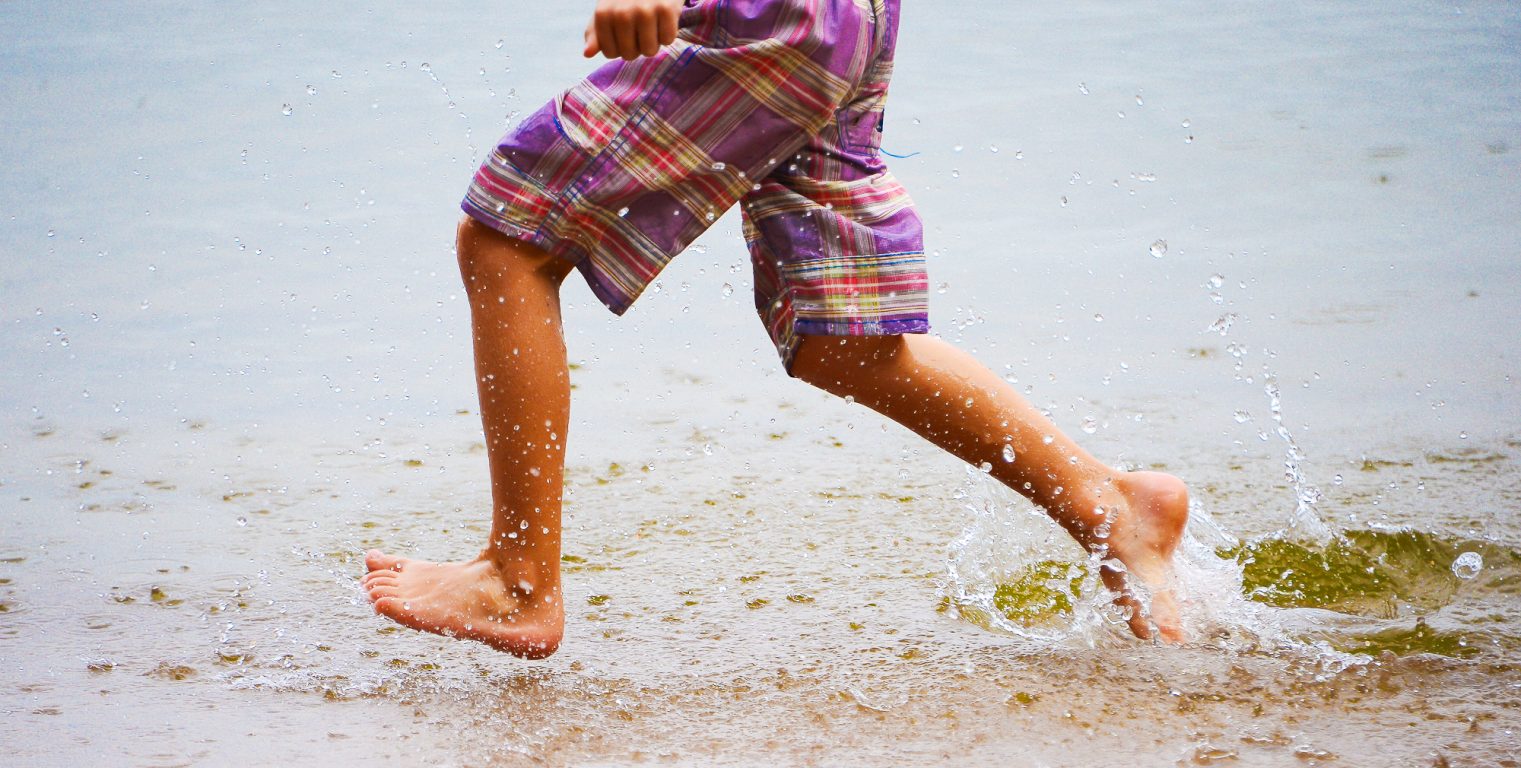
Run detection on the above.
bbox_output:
[462,0,928,368]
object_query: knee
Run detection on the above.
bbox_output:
[455,216,505,290]
[455,215,572,296]
[790,335,904,391]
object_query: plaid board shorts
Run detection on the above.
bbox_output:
[462,0,928,368]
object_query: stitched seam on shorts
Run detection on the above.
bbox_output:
[834,1,886,154]
[535,45,702,248]
[713,0,731,47]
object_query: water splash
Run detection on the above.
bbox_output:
[1263,373,1333,540]
[943,461,1519,659]
[940,471,1118,645]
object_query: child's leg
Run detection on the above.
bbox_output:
[791,333,1188,641]
[361,217,573,658]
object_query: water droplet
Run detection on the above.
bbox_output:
[1081,417,1098,434]
[1208,273,1224,289]
[420,62,432,72]
[1233,409,1251,423]
[952,144,964,153]
[1000,444,1016,463]
[978,461,992,473]
[702,442,713,456]
[236,517,247,527]
[1209,313,1239,336]
[936,282,949,294]
[989,145,999,153]
[843,395,855,405]
[1077,83,1090,95]
[1041,434,1054,445]
[1092,313,1103,323]
[1181,119,1192,128]
[711,161,726,172]
[1451,551,1483,579]
[705,210,716,222]
[495,38,505,49]
[617,206,630,217]
[1135,94,1144,106]
[305,85,317,96]
[950,169,960,179]
[281,104,293,116]
[330,69,343,78]
[721,283,734,297]
[1149,239,1168,258]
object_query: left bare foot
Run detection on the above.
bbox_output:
[360,549,563,659]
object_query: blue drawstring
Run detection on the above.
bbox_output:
[880,148,921,159]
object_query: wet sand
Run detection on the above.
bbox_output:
[3,0,1520,765]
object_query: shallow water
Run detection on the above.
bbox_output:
[3,0,1520,765]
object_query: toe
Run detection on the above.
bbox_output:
[1126,607,1154,641]
[1151,602,1187,644]
[361,571,398,588]
[373,596,408,618]
[369,585,402,602]
[366,549,405,572]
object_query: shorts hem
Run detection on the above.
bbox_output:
[791,317,929,337]
[460,199,641,316]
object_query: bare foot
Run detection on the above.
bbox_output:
[1096,472,1190,643]
[360,549,564,659]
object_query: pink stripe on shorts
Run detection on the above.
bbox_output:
[462,0,927,368]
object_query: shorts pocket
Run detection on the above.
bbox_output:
[555,79,628,158]
[836,102,884,155]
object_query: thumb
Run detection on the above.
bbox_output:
[583,21,599,58]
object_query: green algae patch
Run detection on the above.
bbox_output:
[1330,620,1482,659]
[945,561,1090,630]
[991,561,1089,624]
[1221,529,1520,619]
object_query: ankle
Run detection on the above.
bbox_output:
[476,549,561,599]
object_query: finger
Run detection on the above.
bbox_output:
[636,9,660,57]
[613,12,639,60]
[657,4,679,46]
[584,19,600,57]
[597,14,619,59]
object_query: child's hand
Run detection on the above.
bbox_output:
[583,0,683,61]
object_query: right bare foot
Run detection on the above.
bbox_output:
[1095,471,1190,643]
[360,550,564,659]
